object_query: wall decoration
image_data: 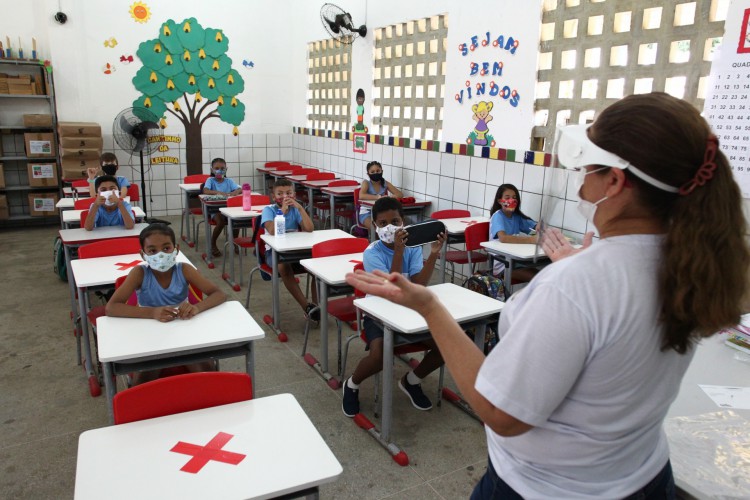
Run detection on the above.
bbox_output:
[468,101,495,146]
[454,31,520,107]
[353,88,367,133]
[132,18,246,176]
[120,55,134,64]
[102,63,116,75]
[148,134,182,165]
[103,37,118,48]
[130,2,152,24]
[353,132,367,153]
[242,60,254,68]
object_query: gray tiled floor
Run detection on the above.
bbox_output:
[0,216,488,499]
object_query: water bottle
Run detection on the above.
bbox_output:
[274,208,286,238]
[242,183,252,211]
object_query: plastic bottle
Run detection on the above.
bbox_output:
[242,183,252,211]
[274,208,286,238]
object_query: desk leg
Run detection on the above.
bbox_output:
[64,244,82,365]
[78,287,101,397]
[307,187,315,225]
[302,282,341,389]
[440,239,448,283]
[103,361,116,424]
[504,257,514,297]
[329,193,336,229]
[222,217,240,291]
[245,341,255,387]
[180,189,187,243]
[202,202,215,269]
[271,249,281,330]
[381,326,394,442]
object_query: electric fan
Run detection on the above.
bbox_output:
[112,107,167,224]
[320,3,367,44]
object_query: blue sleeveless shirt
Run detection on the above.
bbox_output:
[137,263,189,307]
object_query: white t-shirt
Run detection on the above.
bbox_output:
[475,234,694,499]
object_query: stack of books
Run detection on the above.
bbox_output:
[722,314,750,355]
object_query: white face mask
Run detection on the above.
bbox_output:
[100,189,119,206]
[143,250,178,272]
[375,224,402,244]
[575,167,609,223]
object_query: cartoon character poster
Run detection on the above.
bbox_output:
[467,101,495,147]
[353,88,367,133]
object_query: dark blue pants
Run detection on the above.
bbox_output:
[470,459,675,499]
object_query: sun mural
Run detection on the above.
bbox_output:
[130,2,152,24]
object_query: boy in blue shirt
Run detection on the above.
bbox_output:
[203,158,242,257]
[260,178,320,322]
[342,197,446,417]
[83,175,135,230]
[87,152,131,198]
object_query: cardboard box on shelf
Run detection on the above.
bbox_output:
[23,114,53,127]
[0,163,5,189]
[0,195,8,220]
[28,193,59,216]
[8,82,35,95]
[58,122,102,137]
[24,132,56,158]
[62,158,99,179]
[27,163,58,187]
[60,136,103,149]
[60,148,101,160]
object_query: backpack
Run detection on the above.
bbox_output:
[53,236,67,282]
[465,271,506,353]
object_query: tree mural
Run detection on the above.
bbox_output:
[132,18,245,175]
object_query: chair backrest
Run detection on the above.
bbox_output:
[184,174,210,184]
[353,261,366,298]
[294,168,319,175]
[74,197,96,210]
[265,161,291,169]
[227,194,271,208]
[80,210,89,227]
[79,237,142,259]
[312,237,369,258]
[328,179,359,188]
[305,172,335,181]
[464,221,491,252]
[72,179,89,188]
[431,209,471,219]
[128,183,140,202]
[113,372,253,424]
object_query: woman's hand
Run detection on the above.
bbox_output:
[541,228,593,262]
[346,269,437,315]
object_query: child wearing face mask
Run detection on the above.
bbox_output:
[106,223,227,385]
[488,183,540,280]
[358,161,403,229]
[83,175,135,231]
[87,152,131,198]
[342,197,446,417]
[202,158,242,257]
[260,178,320,322]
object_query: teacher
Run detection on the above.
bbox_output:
[346,92,750,499]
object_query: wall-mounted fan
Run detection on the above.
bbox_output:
[320,3,367,44]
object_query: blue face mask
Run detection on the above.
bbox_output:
[214,169,226,178]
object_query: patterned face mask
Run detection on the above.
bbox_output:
[375,224,402,244]
[143,250,178,272]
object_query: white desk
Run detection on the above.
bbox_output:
[480,240,549,293]
[666,334,750,499]
[97,301,266,423]
[218,207,264,291]
[70,252,195,396]
[297,178,339,217]
[75,394,343,500]
[63,186,92,197]
[178,183,203,247]
[63,206,146,228]
[260,230,354,344]
[436,216,490,282]
[300,252,364,383]
[57,196,131,210]
[320,186,358,230]
[353,283,503,451]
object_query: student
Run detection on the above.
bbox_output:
[87,152,130,198]
[346,92,750,499]
[358,161,403,229]
[83,175,135,231]
[488,183,539,281]
[106,223,227,385]
[260,178,320,322]
[342,197,446,417]
[202,158,242,257]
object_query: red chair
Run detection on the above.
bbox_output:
[349,187,371,237]
[113,372,253,424]
[314,180,358,229]
[128,183,140,204]
[182,175,211,247]
[430,209,471,220]
[72,179,89,188]
[74,197,96,210]
[431,212,489,284]
[264,161,291,169]
[221,194,270,290]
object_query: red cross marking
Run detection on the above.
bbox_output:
[115,260,143,270]
[170,431,246,474]
[349,259,363,264]
[460,220,478,226]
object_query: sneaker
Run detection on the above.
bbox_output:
[305,303,321,323]
[342,379,360,417]
[399,374,433,411]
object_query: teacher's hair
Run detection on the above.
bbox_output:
[590,92,750,353]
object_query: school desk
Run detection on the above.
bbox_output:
[666,333,750,499]
[59,223,150,366]
[218,207,264,291]
[70,252,195,397]
[62,206,146,228]
[480,240,550,294]
[259,229,354,342]
[296,177,341,217]
[352,283,503,463]
[62,186,92,197]
[97,301,265,423]
[178,183,202,248]
[256,165,286,195]
[74,394,342,499]
[435,216,491,283]
[320,185,357,229]
[57,196,132,229]
[299,251,364,386]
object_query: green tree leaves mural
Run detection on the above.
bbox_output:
[132,18,245,175]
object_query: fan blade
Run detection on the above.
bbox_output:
[134,138,146,153]
[142,121,159,131]
[119,114,135,136]
[323,16,340,33]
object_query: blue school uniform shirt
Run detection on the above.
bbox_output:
[204,176,239,193]
[363,240,423,278]
[260,203,303,233]
[489,210,536,240]
[136,263,189,307]
[90,201,134,227]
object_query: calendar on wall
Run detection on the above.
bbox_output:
[705,2,750,198]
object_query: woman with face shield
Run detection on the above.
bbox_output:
[346,93,750,499]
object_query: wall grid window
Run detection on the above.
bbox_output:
[307,39,352,131]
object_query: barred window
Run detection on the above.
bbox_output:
[532,0,728,152]
[307,39,352,131]
[372,14,448,141]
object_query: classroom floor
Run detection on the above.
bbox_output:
[0,216,489,499]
